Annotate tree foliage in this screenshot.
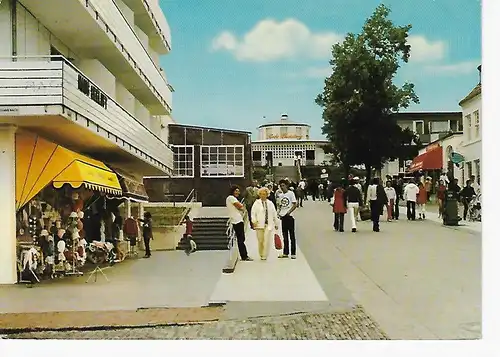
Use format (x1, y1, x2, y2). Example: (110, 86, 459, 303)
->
(315, 4, 420, 188)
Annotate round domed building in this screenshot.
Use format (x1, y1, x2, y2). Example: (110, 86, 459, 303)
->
(251, 114, 331, 168)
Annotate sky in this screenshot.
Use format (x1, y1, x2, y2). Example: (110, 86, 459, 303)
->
(159, 0, 481, 139)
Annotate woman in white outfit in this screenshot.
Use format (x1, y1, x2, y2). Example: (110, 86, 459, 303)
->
(251, 187, 280, 261)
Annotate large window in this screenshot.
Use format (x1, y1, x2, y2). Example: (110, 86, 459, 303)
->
(172, 145, 194, 177)
(200, 145, 244, 177)
(280, 126, 288, 136)
(414, 121, 424, 135)
(465, 114, 472, 141)
(429, 120, 449, 133)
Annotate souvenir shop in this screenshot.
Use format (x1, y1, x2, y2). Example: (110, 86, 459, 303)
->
(15, 132, 145, 283)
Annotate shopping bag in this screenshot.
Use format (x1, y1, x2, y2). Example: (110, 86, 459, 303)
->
(359, 206, 371, 221)
(274, 233, 283, 250)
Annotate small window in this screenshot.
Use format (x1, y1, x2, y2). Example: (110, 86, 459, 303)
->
(252, 151, 262, 161)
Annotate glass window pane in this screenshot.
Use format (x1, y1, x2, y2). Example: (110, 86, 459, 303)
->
(201, 146, 209, 154)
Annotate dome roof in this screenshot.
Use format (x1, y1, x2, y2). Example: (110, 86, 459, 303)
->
(258, 114, 311, 128)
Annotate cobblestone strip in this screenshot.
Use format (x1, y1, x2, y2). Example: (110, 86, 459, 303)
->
(7, 305, 389, 340)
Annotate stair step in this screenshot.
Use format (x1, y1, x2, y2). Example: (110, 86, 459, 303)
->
(176, 246, 228, 251)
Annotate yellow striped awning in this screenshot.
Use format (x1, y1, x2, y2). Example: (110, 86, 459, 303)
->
(16, 132, 122, 211)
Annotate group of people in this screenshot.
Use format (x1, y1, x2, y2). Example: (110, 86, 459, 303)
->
(226, 179, 299, 262)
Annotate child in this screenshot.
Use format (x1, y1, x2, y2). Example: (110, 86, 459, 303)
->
(417, 182, 427, 219)
(182, 215, 197, 255)
(332, 184, 347, 232)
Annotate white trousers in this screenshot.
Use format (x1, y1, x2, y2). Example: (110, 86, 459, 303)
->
(255, 226, 273, 259)
(417, 203, 426, 215)
(347, 202, 359, 229)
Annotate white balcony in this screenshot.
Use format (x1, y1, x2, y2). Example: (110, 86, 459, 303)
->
(0, 57, 173, 177)
(121, 0, 172, 54)
(18, 0, 172, 114)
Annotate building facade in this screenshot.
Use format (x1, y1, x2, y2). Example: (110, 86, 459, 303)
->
(0, 0, 174, 284)
(457, 66, 481, 188)
(144, 124, 252, 207)
(381, 111, 463, 177)
(252, 114, 330, 168)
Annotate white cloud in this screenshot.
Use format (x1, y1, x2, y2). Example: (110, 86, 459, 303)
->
(407, 35, 446, 62)
(211, 18, 343, 62)
(422, 60, 480, 76)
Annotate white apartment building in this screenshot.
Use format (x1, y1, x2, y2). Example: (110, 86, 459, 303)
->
(458, 66, 482, 188)
(252, 114, 331, 167)
(0, 0, 174, 284)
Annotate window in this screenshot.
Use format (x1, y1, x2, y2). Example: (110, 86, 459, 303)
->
(429, 120, 449, 133)
(252, 151, 262, 161)
(200, 145, 244, 177)
(172, 145, 194, 178)
(280, 126, 288, 136)
(465, 114, 472, 140)
(265, 127, 272, 139)
(296, 127, 302, 137)
(414, 121, 424, 135)
(473, 110, 480, 139)
(466, 162, 473, 179)
(474, 160, 480, 185)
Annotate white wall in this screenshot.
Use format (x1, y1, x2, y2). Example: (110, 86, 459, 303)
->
(148, 43, 160, 66)
(115, 0, 134, 27)
(14, 3, 77, 60)
(78, 59, 116, 99)
(134, 25, 149, 54)
(135, 99, 151, 128)
(258, 125, 311, 140)
(116, 81, 135, 114)
(461, 95, 482, 145)
(0, 0, 12, 57)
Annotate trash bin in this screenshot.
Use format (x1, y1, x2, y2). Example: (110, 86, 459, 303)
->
(443, 190, 460, 226)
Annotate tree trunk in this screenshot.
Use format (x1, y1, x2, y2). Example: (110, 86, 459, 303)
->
(343, 163, 350, 180)
(364, 164, 372, 205)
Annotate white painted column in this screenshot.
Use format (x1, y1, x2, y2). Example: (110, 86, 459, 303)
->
(0, 125, 18, 284)
(125, 199, 131, 217)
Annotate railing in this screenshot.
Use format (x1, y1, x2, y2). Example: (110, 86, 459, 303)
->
(164, 189, 197, 231)
(83, 0, 172, 111)
(0, 55, 173, 173)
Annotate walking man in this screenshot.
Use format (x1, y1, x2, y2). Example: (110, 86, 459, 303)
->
(226, 185, 253, 261)
(404, 179, 419, 220)
(276, 179, 298, 259)
(353, 177, 363, 220)
(460, 180, 477, 221)
(384, 180, 396, 221)
(367, 178, 387, 232)
(345, 179, 362, 232)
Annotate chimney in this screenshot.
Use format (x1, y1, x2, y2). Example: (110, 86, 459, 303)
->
(478, 65, 481, 84)
(281, 113, 288, 121)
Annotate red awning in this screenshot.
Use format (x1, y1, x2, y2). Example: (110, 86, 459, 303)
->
(408, 147, 443, 173)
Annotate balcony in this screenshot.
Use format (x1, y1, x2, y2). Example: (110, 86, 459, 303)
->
(0, 57, 173, 176)
(18, 0, 172, 114)
(121, 0, 172, 54)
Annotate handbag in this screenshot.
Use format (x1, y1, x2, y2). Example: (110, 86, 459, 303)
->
(359, 205, 371, 221)
(274, 233, 283, 250)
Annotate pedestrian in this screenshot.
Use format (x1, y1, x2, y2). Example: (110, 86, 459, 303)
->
(460, 180, 477, 221)
(392, 177, 403, 220)
(353, 177, 363, 220)
(345, 179, 362, 232)
(425, 177, 433, 203)
(276, 179, 298, 259)
(243, 180, 259, 229)
(436, 180, 447, 218)
(182, 215, 197, 255)
(367, 178, 387, 232)
(404, 179, 419, 221)
(251, 187, 280, 261)
(417, 182, 427, 219)
(226, 185, 253, 261)
(138, 212, 153, 258)
(384, 181, 396, 222)
(332, 183, 347, 232)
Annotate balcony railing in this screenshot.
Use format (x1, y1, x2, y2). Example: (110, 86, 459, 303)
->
(84, 0, 172, 112)
(0, 56, 173, 173)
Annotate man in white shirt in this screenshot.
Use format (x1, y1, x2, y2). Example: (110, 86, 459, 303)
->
(353, 177, 363, 220)
(403, 179, 419, 220)
(226, 185, 253, 261)
(276, 179, 298, 259)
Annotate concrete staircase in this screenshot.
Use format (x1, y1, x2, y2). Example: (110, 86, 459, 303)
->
(176, 217, 230, 251)
(274, 165, 301, 183)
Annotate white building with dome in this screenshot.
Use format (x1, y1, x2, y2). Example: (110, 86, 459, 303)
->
(251, 114, 331, 168)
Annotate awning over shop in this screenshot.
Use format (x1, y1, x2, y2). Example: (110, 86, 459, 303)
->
(112, 168, 149, 201)
(408, 147, 443, 173)
(15, 132, 122, 211)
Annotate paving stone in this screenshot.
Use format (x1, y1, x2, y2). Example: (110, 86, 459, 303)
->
(7, 306, 388, 340)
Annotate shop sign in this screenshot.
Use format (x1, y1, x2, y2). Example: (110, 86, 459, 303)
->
(77, 74, 108, 109)
(267, 134, 303, 140)
(0, 107, 19, 114)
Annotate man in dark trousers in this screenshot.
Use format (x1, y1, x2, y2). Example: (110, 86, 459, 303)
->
(138, 212, 153, 258)
(392, 177, 403, 220)
(460, 180, 477, 220)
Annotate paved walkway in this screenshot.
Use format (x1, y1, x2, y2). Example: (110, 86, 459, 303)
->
(294, 200, 481, 340)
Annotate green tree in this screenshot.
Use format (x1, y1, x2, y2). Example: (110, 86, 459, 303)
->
(316, 4, 419, 197)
